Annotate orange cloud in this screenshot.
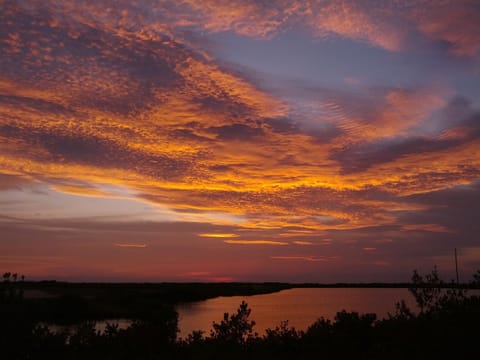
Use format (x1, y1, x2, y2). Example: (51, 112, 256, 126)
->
(198, 233, 238, 238)
(293, 241, 314, 246)
(171, 1, 405, 52)
(178, 0, 290, 39)
(1, 1, 480, 284)
(409, 1, 480, 57)
(327, 87, 449, 146)
(279, 230, 315, 237)
(13, 0, 478, 58)
(308, 1, 405, 52)
(114, 243, 147, 248)
(224, 240, 289, 246)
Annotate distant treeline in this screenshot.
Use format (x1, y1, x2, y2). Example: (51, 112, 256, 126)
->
(1, 280, 292, 323)
(290, 281, 480, 289)
(1, 269, 480, 359)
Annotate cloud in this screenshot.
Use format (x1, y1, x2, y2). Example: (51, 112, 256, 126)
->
(401, 224, 452, 233)
(408, 0, 480, 57)
(400, 182, 480, 238)
(330, 136, 458, 174)
(307, 1, 405, 52)
(1, 0, 479, 282)
(293, 241, 314, 246)
(0, 173, 33, 191)
(224, 240, 288, 246)
(208, 123, 265, 141)
(49, 185, 116, 198)
(0, 123, 196, 181)
(270, 256, 326, 262)
(4, 0, 477, 62)
(198, 233, 238, 238)
(114, 243, 147, 248)
(330, 87, 447, 143)
(133, 0, 480, 57)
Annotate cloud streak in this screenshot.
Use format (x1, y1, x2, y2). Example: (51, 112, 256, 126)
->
(270, 256, 328, 262)
(224, 240, 289, 246)
(198, 233, 238, 238)
(114, 243, 147, 248)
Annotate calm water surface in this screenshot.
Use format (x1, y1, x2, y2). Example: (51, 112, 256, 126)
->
(176, 288, 416, 338)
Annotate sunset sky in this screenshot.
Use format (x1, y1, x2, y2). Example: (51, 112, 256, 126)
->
(1, 0, 480, 282)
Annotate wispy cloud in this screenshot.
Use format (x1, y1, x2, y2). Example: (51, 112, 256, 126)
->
(408, 1, 480, 57)
(224, 240, 288, 246)
(270, 255, 331, 262)
(293, 241, 314, 246)
(178, 271, 211, 277)
(198, 233, 238, 238)
(401, 224, 452, 233)
(114, 243, 147, 248)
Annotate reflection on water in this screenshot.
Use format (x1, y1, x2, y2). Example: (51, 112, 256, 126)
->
(176, 288, 417, 338)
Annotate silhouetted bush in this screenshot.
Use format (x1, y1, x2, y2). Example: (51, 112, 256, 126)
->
(262, 320, 302, 354)
(209, 300, 257, 347)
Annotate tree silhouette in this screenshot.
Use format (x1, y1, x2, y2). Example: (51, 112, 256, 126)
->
(409, 266, 442, 313)
(263, 320, 302, 352)
(473, 270, 480, 286)
(210, 301, 257, 346)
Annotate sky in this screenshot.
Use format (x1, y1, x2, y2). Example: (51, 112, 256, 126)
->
(1, 0, 480, 283)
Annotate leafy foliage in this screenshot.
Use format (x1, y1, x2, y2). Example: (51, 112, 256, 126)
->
(408, 266, 468, 313)
(263, 320, 302, 352)
(0, 272, 25, 303)
(473, 270, 480, 286)
(209, 301, 257, 346)
(409, 266, 443, 312)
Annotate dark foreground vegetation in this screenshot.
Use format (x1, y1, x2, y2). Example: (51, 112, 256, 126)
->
(1, 269, 480, 359)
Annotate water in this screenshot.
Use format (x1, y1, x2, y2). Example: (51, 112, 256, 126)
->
(176, 288, 416, 339)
